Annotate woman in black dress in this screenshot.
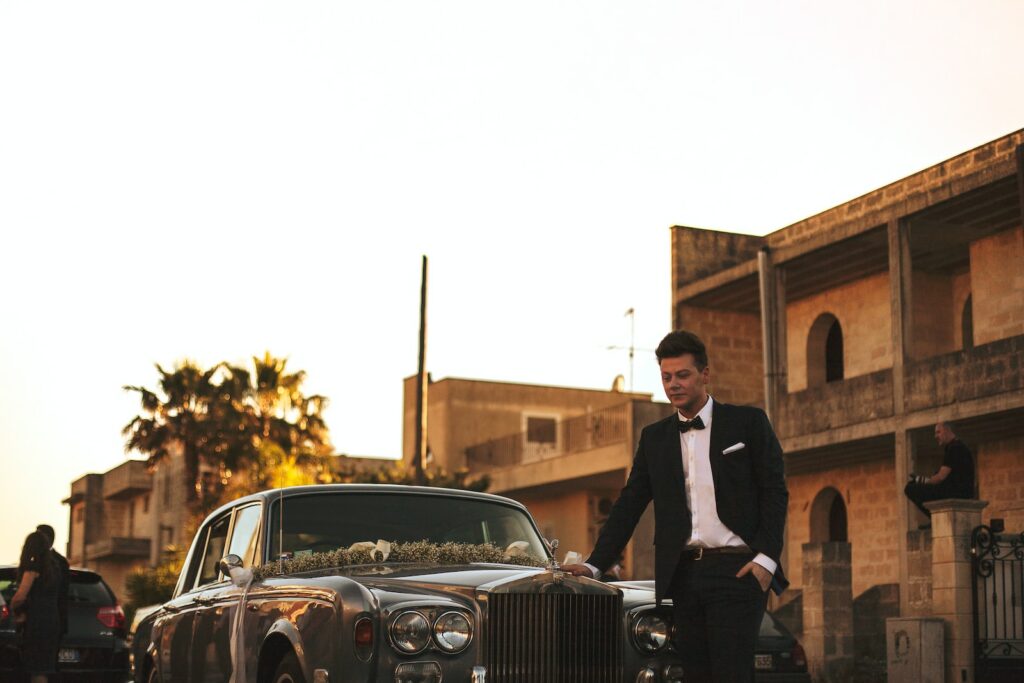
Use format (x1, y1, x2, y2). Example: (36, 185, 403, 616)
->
(10, 530, 60, 683)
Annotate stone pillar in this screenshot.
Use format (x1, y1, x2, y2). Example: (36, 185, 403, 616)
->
(905, 529, 933, 616)
(925, 498, 988, 683)
(802, 542, 854, 682)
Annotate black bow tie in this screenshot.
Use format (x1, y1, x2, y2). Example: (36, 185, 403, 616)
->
(678, 416, 705, 433)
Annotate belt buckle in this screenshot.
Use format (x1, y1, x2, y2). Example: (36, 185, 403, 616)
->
(693, 547, 703, 561)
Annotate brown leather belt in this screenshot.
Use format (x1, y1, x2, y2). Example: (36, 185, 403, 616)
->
(680, 546, 752, 561)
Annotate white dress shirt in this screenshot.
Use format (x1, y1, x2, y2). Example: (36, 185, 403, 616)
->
(679, 397, 776, 576)
(586, 395, 776, 579)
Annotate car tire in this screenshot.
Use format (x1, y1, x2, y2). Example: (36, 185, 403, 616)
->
(272, 651, 305, 683)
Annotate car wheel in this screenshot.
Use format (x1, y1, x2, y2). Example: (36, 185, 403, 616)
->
(272, 651, 305, 683)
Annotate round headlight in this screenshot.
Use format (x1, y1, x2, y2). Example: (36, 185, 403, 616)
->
(633, 613, 669, 652)
(391, 611, 431, 654)
(433, 611, 472, 652)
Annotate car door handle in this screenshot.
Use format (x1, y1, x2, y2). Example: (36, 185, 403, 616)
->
(247, 603, 259, 612)
(195, 597, 214, 606)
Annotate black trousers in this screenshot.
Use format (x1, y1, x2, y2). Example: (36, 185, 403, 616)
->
(669, 553, 769, 683)
(903, 481, 968, 518)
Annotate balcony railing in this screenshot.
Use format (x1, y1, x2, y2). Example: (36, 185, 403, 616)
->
(85, 537, 151, 561)
(465, 403, 630, 471)
(776, 368, 894, 439)
(103, 460, 152, 500)
(905, 334, 1024, 413)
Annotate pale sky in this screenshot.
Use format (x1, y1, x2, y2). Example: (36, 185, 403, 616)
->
(2, 1, 1023, 563)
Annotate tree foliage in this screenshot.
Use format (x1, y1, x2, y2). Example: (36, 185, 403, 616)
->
(123, 353, 332, 515)
(124, 548, 184, 621)
(332, 460, 490, 492)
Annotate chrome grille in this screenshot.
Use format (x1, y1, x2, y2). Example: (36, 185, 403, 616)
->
(485, 592, 623, 682)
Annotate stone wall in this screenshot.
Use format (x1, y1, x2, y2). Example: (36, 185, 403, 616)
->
(517, 490, 590, 564)
(674, 304, 764, 408)
(911, 269, 956, 360)
(802, 542, 855, 682)
(670, 227, 763, 286)
(904, 334, 1024, 414)
(904, 530, 933, 617)
(785, 272, 892, 393)
(977, 434, 1024, 530)
(405, 376, 651, 470)
(853, 583, 900, 683)
(764, 132, 1023, 251)
(785, 458, 900, 597)
(776, 369, 893, 439)
(971, 225, 1024, 345)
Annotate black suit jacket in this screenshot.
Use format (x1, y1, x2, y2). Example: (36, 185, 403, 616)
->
(587, 400, 789, 600)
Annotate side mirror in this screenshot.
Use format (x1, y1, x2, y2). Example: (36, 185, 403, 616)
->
(218, 554, 243, 578)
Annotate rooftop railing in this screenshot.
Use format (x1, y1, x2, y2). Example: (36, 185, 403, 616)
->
(465, 402, 630, 471)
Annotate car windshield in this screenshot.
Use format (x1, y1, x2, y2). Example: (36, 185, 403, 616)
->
(267, 492, 549, 564)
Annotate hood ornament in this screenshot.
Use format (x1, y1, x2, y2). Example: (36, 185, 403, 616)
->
(545, 538, 561, 572)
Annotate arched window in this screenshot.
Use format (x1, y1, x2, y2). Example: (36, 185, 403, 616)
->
(810, 487, 848, 543)
(825, 319, 844, 382)
(807, 313, 844, 387)
(961, 295, 973, 350)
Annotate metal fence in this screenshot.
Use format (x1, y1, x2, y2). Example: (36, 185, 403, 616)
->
(971, 525, 1024, 683)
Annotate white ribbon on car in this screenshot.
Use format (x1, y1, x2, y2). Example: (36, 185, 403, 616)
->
(503, 541, 532, 561)
(228, 565, 255, 683)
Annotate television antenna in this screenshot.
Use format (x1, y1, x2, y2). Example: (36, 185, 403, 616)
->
(606, 308, 654, 392)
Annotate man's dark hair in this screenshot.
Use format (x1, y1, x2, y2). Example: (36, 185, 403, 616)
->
(37, 524, 56, 548)
(655, 330, 708, 370)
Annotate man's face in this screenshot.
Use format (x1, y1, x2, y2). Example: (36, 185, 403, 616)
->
(660, 354, 709, 416)
(935, 423, 953, 446)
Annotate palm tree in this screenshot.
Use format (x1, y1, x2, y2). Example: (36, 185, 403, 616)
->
(122, 361, 240, 507)
(123, 353, 333, 513)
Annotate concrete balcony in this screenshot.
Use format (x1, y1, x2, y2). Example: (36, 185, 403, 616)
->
(85, 536, 151, 561)
(103, 460, 151, 500)
(905, 334, 1024, 414)
(777, 369, 895, 440)
(465, 403, 631, 472)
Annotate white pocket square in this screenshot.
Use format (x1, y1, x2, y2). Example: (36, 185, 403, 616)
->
(723, 442, 746, 455)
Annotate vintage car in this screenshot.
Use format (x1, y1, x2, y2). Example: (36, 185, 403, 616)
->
(131, 484, 685, 683)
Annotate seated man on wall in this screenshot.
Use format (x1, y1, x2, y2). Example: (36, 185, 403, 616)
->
(904, 421, 975, 529)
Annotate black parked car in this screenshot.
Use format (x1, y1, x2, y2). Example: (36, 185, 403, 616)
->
(0, 565, 130, 682)
(753, 610, 810, 682)
(611, 580, 810, 682)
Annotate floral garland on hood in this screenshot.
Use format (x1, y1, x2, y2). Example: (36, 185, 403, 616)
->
(254, 540, 546, 580)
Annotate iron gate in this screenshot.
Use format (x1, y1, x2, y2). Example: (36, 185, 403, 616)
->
(971, 525, 1024, 683)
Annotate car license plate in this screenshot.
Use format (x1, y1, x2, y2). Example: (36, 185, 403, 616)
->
(754, 653, 773, 670)
(58, 648, 80, 664)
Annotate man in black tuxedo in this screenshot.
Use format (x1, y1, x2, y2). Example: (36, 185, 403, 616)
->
(564, 330, 788, 682)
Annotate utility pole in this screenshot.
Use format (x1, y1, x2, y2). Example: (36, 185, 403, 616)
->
(414, 255, 429, 486)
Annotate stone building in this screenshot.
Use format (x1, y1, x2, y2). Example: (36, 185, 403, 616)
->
(672, 129, 1024, 680)
(402, 375, 674, 578)
(64, 459, 171, 603)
